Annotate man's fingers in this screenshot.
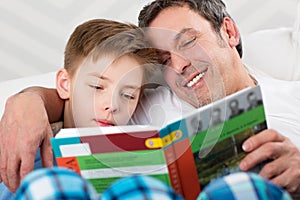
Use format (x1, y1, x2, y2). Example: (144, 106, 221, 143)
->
(242, 129, 285, 152)
(0, 133, 8, 189)
(265, 153, 300, 194)
(0, 123, 5, 184)
(240, 141, 282, 171)
(19, 150, 36, 183)
(0, 91, 56, 193)
(0, 151, 6, 183)
(6, 154, 21, 193)
(259, 155, 286, 180)
(0, 147, 2, 183)
(40, 128, 54, 168)
(270, 168, 300, 194)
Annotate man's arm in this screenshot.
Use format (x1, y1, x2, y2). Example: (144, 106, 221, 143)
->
(240, 129, 300, 197)
(0, 86, 64, 192)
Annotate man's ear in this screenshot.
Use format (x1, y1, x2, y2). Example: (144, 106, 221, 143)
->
(56, 69, 71, 100)
(222, 17, 240, 48)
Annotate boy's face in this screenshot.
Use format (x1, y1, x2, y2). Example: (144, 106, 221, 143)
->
(61, 55, 144, 128)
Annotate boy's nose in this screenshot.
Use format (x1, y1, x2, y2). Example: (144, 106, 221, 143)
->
(104, 105, 118, 113)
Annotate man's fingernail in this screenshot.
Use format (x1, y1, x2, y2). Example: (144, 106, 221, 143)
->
(239, 161, 247, 170)
(242, 142, 250, 151)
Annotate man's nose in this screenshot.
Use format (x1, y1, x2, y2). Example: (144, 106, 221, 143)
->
(171, 53, 191, 74)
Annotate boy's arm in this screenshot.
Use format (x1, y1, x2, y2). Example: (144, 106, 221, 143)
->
(0, 86, 64, 192)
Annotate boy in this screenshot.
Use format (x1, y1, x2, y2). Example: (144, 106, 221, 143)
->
(0, 18, 158, 198)
(55, 18, 157, 130)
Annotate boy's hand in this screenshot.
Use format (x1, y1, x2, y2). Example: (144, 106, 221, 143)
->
(0, 92, 53, 192)
(240, 129, 300, 195)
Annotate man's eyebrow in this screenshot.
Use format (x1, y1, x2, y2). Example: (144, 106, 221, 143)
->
(174, 28, 193, 42)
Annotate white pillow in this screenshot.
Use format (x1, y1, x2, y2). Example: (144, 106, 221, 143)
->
(243, 2, 300, 81)
(243, 27, 300, 80)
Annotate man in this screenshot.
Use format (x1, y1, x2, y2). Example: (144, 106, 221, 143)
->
(137, 0, 300, 197)
(137, 1, 300, 196)
(1, 0, 300, 197)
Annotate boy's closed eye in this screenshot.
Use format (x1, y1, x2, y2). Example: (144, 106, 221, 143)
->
(89, 84, 103, 90)
(121, 92, 136, 100)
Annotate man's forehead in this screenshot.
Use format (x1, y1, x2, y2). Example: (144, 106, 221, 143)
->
(145, 27, 194, 51)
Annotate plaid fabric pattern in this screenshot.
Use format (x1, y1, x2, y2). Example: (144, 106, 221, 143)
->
(101, 175, 184, 200)
(15, 167, 291, 200)
(15, 167, 183, 200)
(15, 167, 99, 200)
(198, 172, 292, 200)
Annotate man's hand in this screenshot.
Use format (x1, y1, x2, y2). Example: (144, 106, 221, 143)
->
(0, 92, 54, 192)
(240, 129, 300, 195)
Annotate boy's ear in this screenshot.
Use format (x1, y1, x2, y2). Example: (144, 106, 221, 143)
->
(56, 69, 71, 100)
(222, 17, 240, 48)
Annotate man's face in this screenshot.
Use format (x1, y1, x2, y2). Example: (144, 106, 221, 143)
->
(68, 55, 143, 128)
(147, 5, 243, 108)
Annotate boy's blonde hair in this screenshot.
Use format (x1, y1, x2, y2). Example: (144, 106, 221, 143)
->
(64, 19, 158, 81)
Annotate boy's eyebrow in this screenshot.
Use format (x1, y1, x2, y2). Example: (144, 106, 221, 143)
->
(88, 72, 110, 81)
(123, 85, 142, 90)
(88, 72, 141, 89)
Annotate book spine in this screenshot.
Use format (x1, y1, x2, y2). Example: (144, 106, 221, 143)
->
(166, 120, 200, 200)
(159, 126, 183, 195)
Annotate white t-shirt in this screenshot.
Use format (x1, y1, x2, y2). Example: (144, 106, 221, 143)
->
(255, 75, 300, 148)
(131, 76, 300, 149)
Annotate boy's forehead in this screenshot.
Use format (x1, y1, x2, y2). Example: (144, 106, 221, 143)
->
(90, 53, 141, 68)
(77, 54, 143, 82)
(87, 53, 116, 69)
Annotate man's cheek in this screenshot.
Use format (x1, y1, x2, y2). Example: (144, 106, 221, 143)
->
(163, 70, 176, 88)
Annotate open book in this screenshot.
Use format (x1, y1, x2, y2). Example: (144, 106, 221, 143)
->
(51, 85, 267, 200)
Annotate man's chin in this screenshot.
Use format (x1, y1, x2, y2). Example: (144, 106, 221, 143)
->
(188, 96, 213, 108)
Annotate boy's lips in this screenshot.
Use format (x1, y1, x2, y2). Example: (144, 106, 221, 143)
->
(95, 119, 114, 127)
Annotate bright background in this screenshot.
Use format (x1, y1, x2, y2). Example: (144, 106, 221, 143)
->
(0, 0, 298, 82)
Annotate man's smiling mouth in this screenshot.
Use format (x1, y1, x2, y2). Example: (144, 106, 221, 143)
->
(185, 69, 208, 88)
